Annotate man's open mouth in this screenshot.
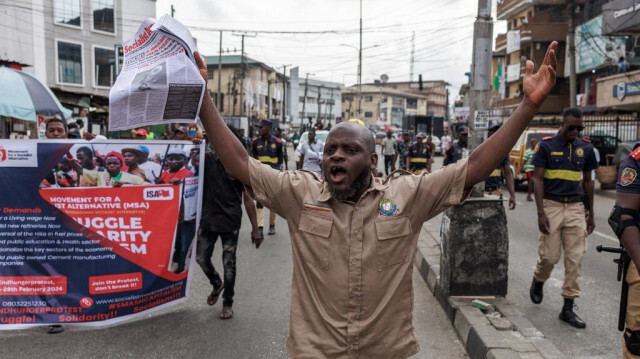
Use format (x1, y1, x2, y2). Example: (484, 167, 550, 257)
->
(329, 165, 347, 183)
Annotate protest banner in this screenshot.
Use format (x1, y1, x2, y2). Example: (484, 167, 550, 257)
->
(0, 139, 203, 328)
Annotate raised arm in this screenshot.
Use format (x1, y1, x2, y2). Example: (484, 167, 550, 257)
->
(465, 41, 558, 189)
(195, 53, 250, 184)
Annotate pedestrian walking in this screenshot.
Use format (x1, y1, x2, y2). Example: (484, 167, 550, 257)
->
(441, 129, 452, 152)
(197, 128, 261, 320)
(443, 126, 468, 165)
(425, 135, 436, 172)
(406, 132, 430, 174)
(297, 128, 324, 174)
(193, 40, 558, 358)
(611, 146, 640, 358)
(394, 131, 411, 171)
(380, 130, 397, 176)
(484, 123, 516, 209)
(529, 108, 598, 329)
(524, 138, 538, 201)
(251, 119, 283, 237)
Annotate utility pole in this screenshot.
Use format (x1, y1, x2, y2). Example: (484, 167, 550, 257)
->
(440, 0, 508, 299)
(410, 31, 415, 82)
(217, 31, 223, 110)
(357, 0, 363, 117)
(232, 33, 257, 121)
(302, 73, 312, 123)
(279, 64, 291, 124)
(227, 73, 232, 117)
(170, 5, 175, 17)
(568, 1, 577, 107)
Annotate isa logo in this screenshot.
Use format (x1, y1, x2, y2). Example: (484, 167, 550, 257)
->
(143, 187, 174, 200)
(0, 141, 38, 167)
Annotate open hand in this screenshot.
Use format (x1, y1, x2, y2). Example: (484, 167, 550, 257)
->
(523, 41, 558, 106)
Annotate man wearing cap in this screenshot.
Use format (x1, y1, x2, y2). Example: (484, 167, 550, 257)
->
(121, 147, 149, 182)
(156, 148, 193, 185)
(394, 131, 411, 171)
(406, 132, 430, 174)
(134, 128, 148, 140)
(75, 152, 146, 187)
(174, 126, 189, 141)
(251, 119, 283, 237)
(443, 126, 469, 166)
(529, 107, 598, 329)
(193, 41, 558, 358)
(484, 123, 516, 210)
(137, 146, 162, 183)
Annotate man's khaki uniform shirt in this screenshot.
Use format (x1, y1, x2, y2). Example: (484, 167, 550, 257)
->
(246, 157, 468, 359)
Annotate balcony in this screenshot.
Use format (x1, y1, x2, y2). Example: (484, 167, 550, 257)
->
(520, 23, 567, 42)
(497, 0, 533, 20)
(495, 33, 507, 52)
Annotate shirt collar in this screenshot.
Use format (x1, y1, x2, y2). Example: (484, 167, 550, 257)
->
(317, 173, 389, 203)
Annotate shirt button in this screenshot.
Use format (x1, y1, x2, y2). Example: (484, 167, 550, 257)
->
(353, 230, 359, 235)
(351, 259, 358, 266)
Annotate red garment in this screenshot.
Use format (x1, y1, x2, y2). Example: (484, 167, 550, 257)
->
(160, 167, 193, 183)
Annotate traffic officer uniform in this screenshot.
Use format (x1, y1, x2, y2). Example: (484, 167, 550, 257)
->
(252, 121, 283, 235)
(484, 156, 510, 196)
(406, 133, 430, 174)
(443, 140, 465, 166)
(615, 148, 640, 358)
(529, 134, 598, 328)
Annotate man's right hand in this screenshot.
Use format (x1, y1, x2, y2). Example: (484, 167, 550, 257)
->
(538, 213, 550, 234)
(251, 227, 263, 249)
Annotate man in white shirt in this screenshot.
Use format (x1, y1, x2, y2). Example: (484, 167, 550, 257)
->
(380, 130, 397, 176)
(441, 130, 452, 152)
(297, 128, 324, 174)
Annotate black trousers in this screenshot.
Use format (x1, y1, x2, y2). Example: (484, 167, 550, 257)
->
(196, 228, 239, 307)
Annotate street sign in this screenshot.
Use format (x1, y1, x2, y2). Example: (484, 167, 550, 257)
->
(474, 110, 489, 130)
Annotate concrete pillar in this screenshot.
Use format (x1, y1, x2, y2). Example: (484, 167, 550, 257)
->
(440, 197, 508, 297)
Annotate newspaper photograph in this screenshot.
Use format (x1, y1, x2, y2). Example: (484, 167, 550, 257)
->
(108, 15, 205, 132)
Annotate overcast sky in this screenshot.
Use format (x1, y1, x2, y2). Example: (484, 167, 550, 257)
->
(154, 0, 507, 101)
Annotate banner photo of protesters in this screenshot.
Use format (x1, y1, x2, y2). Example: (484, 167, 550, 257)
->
(0, 139, 204, 328)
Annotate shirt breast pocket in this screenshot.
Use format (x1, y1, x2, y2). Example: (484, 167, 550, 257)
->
(297, 211, 333, 269)
(375, 216, 413, 271)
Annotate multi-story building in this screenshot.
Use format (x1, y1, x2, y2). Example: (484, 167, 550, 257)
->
(0, 0, 156, 138)
(287, 67, 343, 129)
(376, 80, 449, 118)
(341, 85, 427, 128)
(205, 55, 286, 129)
(492, 0, 570, 118)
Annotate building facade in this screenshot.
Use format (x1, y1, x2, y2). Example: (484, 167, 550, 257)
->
(0, 0, 156, 138)
(287, 67, 343, 129)
(376, 80, 449, 118)
(341, 85, 427, 128)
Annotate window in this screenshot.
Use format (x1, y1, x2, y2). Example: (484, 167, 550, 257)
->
(92, 0, 114, 33)
(364, 111, 373, 118)
(94, 47, 114, 87)
(55, 0, 81, 27)
(207, 68, 214, 81)
(57, 41, 83, 85)
(299, 96, 305, 103)
(365, 96, 373, 102)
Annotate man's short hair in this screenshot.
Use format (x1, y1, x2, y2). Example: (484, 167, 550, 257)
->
(562, 107, 582, 120)
(45, 118, 67, 132)
(77, 146, 93, 158)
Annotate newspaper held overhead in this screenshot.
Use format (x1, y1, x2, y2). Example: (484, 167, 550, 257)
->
(109, 15, 205, 132)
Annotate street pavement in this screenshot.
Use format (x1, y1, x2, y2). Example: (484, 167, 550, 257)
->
(0, 145, 468, 359)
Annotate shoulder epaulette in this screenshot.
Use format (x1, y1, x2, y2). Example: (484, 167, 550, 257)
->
(542, 136, 552, 141)
(446, 145, 452, 151)
(581, 137, 592, 143)
(252, 137, 259, 142)
(630, 146, 640, 160)
(274, 137, 282, 144)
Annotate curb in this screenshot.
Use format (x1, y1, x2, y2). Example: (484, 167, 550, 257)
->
(414, 217, 564, 359)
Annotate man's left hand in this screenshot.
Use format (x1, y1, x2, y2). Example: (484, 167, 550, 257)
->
(586, 215, 595, 235)
(251, 227, 263, 249)
(508, 196, 516, 210)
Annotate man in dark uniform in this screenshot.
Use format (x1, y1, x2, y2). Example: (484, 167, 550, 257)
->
(394, 131, 411, 171)
(251, 119, 283, 237)
(484, 123, 516, 209)
(612, 145, 640, 358)
(529, 107, 598, 329)
(406, 132, 430, 174)
(443, 126, 468, 166)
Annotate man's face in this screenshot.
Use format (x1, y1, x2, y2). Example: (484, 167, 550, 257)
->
(46, 122, 66, 139)
(58, 159, 71, 172)
(239, 129, 245, 137)
(416, 137, 423, 144)
(76, 150, 91, 166)
(167, 155, 186, 172)
(308, 130, 316, 143)
(402, 134, 410, 142)
(174, 130, 188, 140)
(561, 115, 583, 142)
(191, 155, 200, 172)
(123, 151, 139, 167)
(190, 148, 199, 159)
(104, 156, 122, 176)
(386, 131, 392, 138)
(258, 125, 271, 137)
(322, 126, 377, 201)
